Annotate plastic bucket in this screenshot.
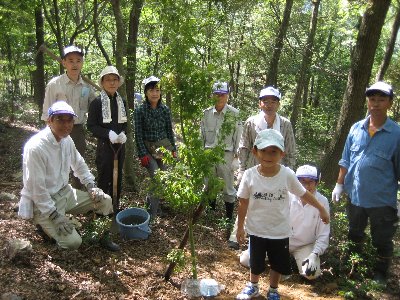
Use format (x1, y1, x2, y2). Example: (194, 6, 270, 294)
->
(116, 207, 151, 240)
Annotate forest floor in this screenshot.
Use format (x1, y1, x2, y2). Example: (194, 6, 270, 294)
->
(0, 108, 399, 299)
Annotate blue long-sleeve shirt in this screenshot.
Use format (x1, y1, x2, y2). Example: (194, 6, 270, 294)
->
(339, 116, 400, 209)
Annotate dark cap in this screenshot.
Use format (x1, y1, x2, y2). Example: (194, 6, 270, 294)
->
(365, 81, 393, 98)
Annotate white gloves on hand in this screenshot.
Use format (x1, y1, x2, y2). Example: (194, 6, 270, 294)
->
(332, 183, 344, 202)
(85, 182, 106, 203)
(109, 130, 119, 144)
(89, 187, 107, 204)
(301, 253, 318, 278)
(49, 210, 74, 236)
(117, 132, 127, 144)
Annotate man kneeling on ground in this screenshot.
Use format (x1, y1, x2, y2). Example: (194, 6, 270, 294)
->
(18, 101, 120, 251)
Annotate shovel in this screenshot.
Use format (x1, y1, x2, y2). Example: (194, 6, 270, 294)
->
(110, 143, 122, 234)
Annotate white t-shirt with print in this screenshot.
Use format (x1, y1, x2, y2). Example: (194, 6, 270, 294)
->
(238, 165, 306, 239)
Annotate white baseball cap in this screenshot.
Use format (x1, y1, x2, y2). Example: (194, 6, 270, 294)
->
(62, 45, 83, 58)
(48, 101, 77, 117)
(259, 86, 281, 100)
(254, 129, 284, 151)
(142, 76, 160, 89)
(296, 165, 320, 181)
(212, 81, 229, 94)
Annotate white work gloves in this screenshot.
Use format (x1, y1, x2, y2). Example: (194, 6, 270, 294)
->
(85, 182, 106, 204)
(109, 130, 127, 144)
(301, 253, 318, 278)
(117, 132, 127, 144)
(109, 130, 119, 144)
(332, 183, 344, 202)
(49, 210, 74, 236)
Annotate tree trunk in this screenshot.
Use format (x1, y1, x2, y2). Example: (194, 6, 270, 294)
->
(266, 0, 293, 87)
(34, 4, 45, 119)
(93, 0, 112, 65)
(375, 5, 400, 81)
(290, 0, 320, 134)
(320, 0, 391, 186)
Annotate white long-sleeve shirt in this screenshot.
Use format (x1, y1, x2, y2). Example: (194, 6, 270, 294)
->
(289, 190, 330, 256)
(19, 126, 94, 219)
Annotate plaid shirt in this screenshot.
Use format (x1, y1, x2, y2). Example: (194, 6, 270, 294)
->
(134, 101, 176, 158)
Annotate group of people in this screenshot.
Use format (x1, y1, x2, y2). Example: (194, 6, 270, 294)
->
(18, 44, 399, 299)
(19, 45, 176, 253)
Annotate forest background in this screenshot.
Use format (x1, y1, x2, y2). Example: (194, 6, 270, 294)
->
(0, 0, 400, 299)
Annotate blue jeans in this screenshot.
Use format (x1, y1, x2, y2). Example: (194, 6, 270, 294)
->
(347, 201, 399, 257)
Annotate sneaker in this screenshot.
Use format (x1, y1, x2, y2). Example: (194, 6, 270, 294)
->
(266, 291, 280, 300)
(236, 283, 259, 299)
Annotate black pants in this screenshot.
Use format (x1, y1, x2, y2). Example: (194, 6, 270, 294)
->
(95, 140, 125, 210)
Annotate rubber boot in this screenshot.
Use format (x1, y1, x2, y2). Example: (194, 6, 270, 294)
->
(99, 230, 120, 252)
(147, 196, 160, 220)
(209, 199, 217, 211)
(373, 256, 391, 286)
(225, 202, 234, 221)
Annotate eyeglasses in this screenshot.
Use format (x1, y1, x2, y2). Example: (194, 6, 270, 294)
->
(260, 99, 279, 105)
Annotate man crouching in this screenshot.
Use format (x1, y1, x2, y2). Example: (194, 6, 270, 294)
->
(18, 101, 120, 251)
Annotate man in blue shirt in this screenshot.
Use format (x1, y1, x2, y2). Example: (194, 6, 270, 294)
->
(332, 81, 400, 286)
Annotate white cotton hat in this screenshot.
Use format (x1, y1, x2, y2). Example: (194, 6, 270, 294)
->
(296, 165, 320, 181)
(212, 81, 229, 94)
(48, 101, 77, 117)
(365, 81, 393, 98)
(98, 65, 124, 88)
(254, 129, 284, 151)
(142, 76, 160, 89)
(62, 45, 83, 58)
(259, 86, 281, 100)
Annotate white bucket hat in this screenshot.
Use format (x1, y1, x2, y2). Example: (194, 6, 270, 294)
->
(98, 66, 124, 88)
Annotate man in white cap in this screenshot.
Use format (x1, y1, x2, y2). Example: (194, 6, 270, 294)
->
(41, 45, 97, 189)
(228, 86, 296, 249)
(332, 81, 400, 286)
(239, 164, 330, 281)
(19, 101, 119, 251)
(200, 81, 242, 224)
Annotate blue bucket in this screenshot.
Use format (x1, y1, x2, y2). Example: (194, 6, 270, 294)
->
(116, 207, 151, 240)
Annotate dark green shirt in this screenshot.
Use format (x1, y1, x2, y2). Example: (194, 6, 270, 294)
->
(134, 101, 176, 158)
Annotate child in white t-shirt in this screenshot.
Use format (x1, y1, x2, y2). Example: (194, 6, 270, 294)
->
(235, 129, 330, 300)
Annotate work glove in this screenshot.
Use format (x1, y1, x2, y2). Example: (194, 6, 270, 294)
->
(332, 183, 344, 202)
(140, 155, 151, 167)
(49, 210, 74, 236)
(117, 132, 127, 144)
(109, 130, 119, 144)
(85, 182, 105, 204)
(302, 253, 318, 278)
